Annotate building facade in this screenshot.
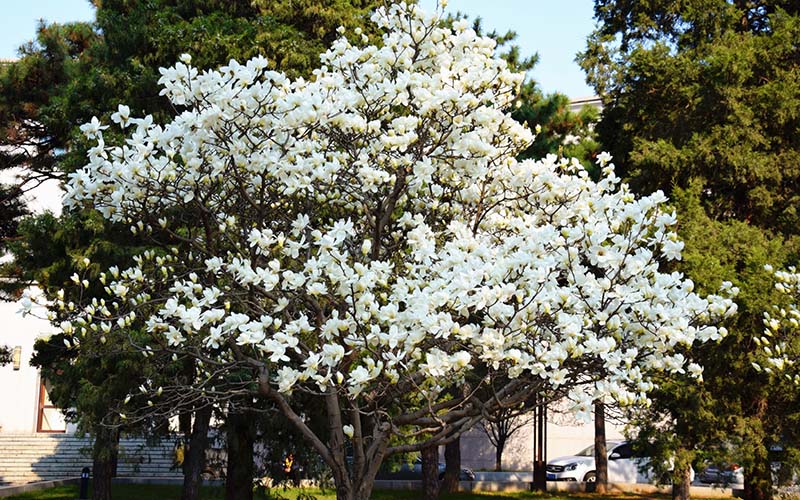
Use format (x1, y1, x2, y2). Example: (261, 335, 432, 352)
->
(0, 294, 69, 435)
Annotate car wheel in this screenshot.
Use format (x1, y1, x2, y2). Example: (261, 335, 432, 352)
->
(584, 471, 597, 483)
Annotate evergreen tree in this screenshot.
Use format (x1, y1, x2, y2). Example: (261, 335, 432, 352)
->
(580, 0, 800, 235)
(579, 4, 800, 498)
(0, 185, 29, 265)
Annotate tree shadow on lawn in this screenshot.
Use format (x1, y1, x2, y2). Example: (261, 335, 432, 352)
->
(1, 484, 224, 500)
(0, 485, 78, 500)
(1, 485, 730, 500)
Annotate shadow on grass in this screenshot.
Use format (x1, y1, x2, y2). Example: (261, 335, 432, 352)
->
(0, 485, 78, 500)
(1, 484, 730, 500)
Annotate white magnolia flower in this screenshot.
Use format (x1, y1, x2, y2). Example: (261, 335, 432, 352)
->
(60, 2, 736, 425)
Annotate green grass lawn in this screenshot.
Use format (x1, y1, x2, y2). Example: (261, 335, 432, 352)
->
(0, 484, 729, 500)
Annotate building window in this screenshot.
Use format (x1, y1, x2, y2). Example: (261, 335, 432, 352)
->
(37, 379, 66, 433)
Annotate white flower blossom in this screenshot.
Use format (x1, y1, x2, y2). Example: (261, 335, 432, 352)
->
(59, 2, 737, 442)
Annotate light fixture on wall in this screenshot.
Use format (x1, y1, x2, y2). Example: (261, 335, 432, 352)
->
(12, 346, 22, 370)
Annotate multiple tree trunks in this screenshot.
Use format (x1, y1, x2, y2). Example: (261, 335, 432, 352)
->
(8, 1, 771, 500)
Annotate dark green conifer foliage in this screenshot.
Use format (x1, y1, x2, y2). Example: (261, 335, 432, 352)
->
(579, 3, 800, 499)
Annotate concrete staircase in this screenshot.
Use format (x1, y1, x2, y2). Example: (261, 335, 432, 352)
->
(0, 434, 183, 485)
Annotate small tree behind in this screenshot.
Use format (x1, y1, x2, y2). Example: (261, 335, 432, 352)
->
(481, 405, 533, 472)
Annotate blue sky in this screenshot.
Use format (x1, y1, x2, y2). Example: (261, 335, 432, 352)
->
(0, 1, 95, 58)
(0, 0, 596, 98)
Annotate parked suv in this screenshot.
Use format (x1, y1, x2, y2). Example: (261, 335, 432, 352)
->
(546, 441, 674, 484)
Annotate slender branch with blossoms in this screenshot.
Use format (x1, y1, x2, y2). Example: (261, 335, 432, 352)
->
(752, 265, 800, 384)
(22, 3, 738, 499)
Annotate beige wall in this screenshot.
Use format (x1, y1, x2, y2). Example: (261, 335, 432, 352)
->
(0, 291, 65, 434)
(459, 407, 626, 471)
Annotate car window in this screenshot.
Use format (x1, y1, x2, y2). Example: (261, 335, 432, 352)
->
(611, 443, 633, 459)
(576, 445, 595, 457)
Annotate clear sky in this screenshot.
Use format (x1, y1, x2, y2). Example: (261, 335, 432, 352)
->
(0, 0, 597, 98)
(0, 0, 95, 58)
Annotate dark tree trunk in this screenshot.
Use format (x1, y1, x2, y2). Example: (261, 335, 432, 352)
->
(672, 464, 692, 500)
(495, 436, 505, 472)
(744, 454, 773, 500)
(441, 437, 461, 493)
(328, 462, 352, 500)
(92, 454, 113, 500)
(179, 411, 192, 438)
(110, 428, 119, 478)
(181, 405, 213, 500)
(421, 445, 440, 500)
(91, 426, 117, 500)
(593, 402, 608, 493)
(532, 401, 547, 491)
(179, 411, 191, 476)
(225, 411, 256, 500)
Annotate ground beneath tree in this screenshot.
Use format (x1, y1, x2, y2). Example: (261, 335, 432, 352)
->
(0, 483, 737, 500)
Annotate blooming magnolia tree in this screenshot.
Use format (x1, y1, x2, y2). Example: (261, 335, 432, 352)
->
(754, 265, 800, 383)
(44, 4, 738, 499)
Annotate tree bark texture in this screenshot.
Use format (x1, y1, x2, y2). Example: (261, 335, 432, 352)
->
(92, 453, 113, 500)
(225, 411, 256, 500)
(441, 437, 461, 493)
(179, 411, 192, 441)
(181, 405, 213, 500)
(594, 401, 608, 493)
(672, 464, 692, 500)
(91, 426, 117, 500)
(422, 445, 440, 500)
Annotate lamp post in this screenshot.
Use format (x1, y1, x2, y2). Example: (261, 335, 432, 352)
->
(531, 395, 547, 491)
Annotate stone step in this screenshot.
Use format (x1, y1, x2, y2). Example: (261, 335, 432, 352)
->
(0, 434, 189, 485)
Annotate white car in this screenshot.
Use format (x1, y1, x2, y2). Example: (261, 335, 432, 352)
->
(546, 441, 660, 484)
